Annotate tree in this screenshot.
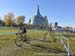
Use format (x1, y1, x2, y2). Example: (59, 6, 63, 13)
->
(4, 15, 12, 26)
(4, 12, 14, 26)
(15, 16, 25, 26)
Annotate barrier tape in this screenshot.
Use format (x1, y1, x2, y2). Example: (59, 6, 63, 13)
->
(60, 35, 70, 56)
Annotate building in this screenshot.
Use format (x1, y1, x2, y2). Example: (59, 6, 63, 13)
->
(32, 5, 49, 30)
(0, 20, 4, 26)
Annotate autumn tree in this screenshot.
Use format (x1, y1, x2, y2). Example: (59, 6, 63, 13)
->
(15, 16, 25, 26)
(4, 12, 14, 26)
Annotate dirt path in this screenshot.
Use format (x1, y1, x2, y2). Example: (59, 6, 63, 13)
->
(0, 39, 68, 56)
(0, 40, 38, 56)
(0, 44, 21, 56)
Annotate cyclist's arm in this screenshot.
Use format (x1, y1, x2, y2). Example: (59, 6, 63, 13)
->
(16, 28, 21, 35)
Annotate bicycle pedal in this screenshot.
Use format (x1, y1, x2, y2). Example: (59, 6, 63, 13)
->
(23, 39, 27, 42)
(17, 45, 22, 47)
(25, 41, 30, 44)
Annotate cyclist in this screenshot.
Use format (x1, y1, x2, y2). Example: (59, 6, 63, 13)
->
(16, 25, 27, 41)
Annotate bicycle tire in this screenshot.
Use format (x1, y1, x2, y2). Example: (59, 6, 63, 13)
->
(15, 36, 23, 47)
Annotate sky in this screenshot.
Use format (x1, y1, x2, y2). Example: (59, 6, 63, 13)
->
(0, 0, 75, 27)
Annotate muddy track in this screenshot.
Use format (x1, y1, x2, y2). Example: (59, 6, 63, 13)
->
(0, 39, 67, 56)
(0, 44, 21, 56)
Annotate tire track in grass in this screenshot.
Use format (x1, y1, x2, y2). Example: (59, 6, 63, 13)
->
(0, 43, 21, 56)
(0, 39, 67, 56)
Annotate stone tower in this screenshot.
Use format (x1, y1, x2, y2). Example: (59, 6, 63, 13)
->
(32, 5, 49, 30)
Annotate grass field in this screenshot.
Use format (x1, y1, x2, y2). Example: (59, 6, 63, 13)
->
(0, 28, 75, 56)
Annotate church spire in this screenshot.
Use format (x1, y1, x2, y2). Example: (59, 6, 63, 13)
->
(37, 5, 40, 15)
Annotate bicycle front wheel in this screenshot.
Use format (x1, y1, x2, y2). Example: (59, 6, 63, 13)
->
(15, 36, 23, 47)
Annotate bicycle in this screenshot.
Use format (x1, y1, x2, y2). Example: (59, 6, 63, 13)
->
(15, 33, 30, 47)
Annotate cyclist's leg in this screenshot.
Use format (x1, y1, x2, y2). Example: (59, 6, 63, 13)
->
(23, 33, 27, 41)
(24, 33, 26, 38)
(23, 33, 30, 44)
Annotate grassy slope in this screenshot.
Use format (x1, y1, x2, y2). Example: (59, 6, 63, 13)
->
(0, 29, 75, 56)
